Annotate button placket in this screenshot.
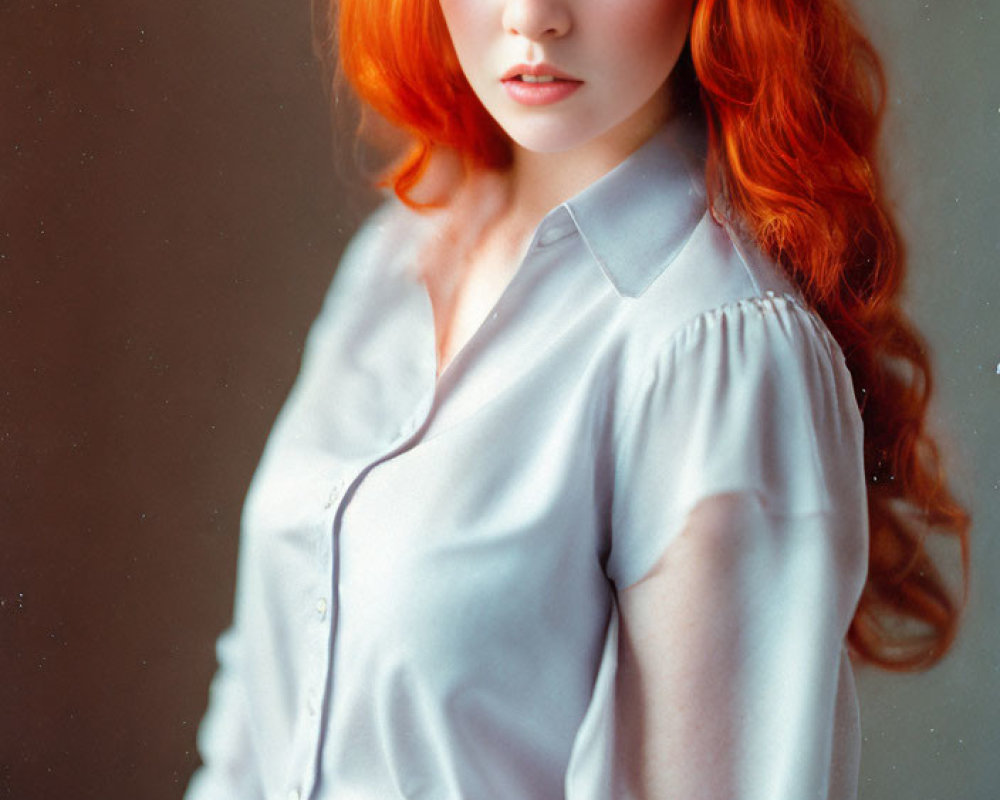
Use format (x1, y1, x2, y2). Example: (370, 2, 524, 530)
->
(296, 628, 331, 788)
(284, 487, 339, 796)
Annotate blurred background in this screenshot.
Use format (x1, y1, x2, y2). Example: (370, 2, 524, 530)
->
(1, 0, 996, 798)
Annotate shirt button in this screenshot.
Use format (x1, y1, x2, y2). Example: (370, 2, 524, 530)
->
(286, 790, 301, 800)
(537, 223, 571, 246)
(315, 597, 328, 619)
(397, 418, 418, 440)
(323, 479, 346, 510)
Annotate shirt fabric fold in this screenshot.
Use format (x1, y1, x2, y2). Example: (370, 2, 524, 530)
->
(186, 114, 867, 800)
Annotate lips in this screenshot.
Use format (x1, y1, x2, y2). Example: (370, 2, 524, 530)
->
(501, 63, 582, 83)
(500, 62, 583, 106)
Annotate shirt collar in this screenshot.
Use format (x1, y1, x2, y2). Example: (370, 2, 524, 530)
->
(547, 113, 708, 298)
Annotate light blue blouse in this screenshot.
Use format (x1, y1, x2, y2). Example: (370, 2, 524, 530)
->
(186, 117, 868, 800)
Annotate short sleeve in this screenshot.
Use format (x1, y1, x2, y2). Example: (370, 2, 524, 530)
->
(607, 293, 867, 591)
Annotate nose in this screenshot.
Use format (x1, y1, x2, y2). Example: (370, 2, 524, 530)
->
(502, 0, 572, 40)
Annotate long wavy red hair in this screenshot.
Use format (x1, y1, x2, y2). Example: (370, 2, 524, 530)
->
(323, 0, 971, 670)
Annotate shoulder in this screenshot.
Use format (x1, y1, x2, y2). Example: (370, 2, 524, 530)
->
(608, 213, 844, 406)
(627, 212, 803, 346)
(334, 198, 429, 283)
(315, 197, 432, 316)
(606, 225, 866, 587)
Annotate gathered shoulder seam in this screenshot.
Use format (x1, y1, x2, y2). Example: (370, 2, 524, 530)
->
(610, 291, 841, 477)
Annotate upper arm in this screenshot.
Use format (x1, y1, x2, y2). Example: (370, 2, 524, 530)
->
(614, 495, 747, 799)
(608, 296, 868, 798)
(615, 496, 859, 799)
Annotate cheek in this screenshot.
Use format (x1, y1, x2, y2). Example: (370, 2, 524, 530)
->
(603, 0, 693, 76)
(438, 2, 489, 72)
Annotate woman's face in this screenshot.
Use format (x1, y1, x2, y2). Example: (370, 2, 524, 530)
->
(438, 0, 694, 156)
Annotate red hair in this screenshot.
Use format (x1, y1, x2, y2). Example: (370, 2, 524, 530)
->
(331, 0, 509, 200)
(325, 0, 970, 669)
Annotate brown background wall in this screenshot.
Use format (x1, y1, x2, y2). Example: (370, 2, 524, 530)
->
(2, 1, 997, 799)
(2, 1, 375, 796)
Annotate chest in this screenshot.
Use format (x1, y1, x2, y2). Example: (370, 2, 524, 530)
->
(426, 226, 529, 376)
(232, 220, 666, 796)
(246, 291, 620, 574)
(242, 232, 630, 630)
(239, 254, 625, 775)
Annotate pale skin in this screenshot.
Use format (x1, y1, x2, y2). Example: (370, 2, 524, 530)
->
(433, 119, 670, 372)
(432, 0, 692, 372)
(426, 0, 749, 795)
(614, 497, 747, 797)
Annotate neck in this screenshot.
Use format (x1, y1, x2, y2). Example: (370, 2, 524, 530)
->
(422, 99, 674, 286)
(503, 99, 674, 231)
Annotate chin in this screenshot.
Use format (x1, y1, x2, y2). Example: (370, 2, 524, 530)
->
(500, 120, 601, 155)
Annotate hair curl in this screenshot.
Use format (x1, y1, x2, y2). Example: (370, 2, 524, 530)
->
(325, 0, 971, 670)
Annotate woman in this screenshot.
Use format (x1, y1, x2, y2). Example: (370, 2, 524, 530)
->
(186, 0, 970, 797)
